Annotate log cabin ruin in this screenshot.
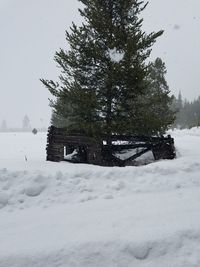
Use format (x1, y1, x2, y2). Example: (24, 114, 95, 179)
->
(46, 126, 176, 167)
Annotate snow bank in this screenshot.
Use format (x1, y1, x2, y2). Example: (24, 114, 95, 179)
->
(1, 189, 200, 267)
(0, 128, 200, 266)
(168, 126, 200, 137)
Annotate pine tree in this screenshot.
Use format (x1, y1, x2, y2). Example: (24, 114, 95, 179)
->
(140, 58, 175, 135)
(177, 91, 183, 111)
(50, 97, 72, 128)
(22, 115, 31, 130)
(172, 94, 200, 129)
(41, 0, 165, 137)
(1, 120, 7, 132)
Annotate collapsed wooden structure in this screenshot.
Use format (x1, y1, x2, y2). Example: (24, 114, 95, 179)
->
(46, 126, 176, 166)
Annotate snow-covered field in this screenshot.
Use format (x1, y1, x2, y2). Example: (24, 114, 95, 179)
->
(0, 128, 200, 267)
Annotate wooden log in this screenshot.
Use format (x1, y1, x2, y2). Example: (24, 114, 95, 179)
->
(152, 142, 176, 160)
(109, 143, 152, 151)
(46, 126, 176, 165)
(87, 145, 103, 165)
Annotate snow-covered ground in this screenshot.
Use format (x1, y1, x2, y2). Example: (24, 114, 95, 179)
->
(0, 128, 200, 266)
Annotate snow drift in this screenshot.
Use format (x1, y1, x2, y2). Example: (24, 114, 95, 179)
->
(0, 128, 200, 266)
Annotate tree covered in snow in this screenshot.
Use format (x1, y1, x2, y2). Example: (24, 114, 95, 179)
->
(41, 0, 174, 137)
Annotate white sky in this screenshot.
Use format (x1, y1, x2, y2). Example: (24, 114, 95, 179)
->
(0, 0, 200, 128)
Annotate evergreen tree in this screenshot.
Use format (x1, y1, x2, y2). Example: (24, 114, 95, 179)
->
(173, 94, 200, 129)
(174, 91, 183, 127)
(22, 115, 31, 130)
(177, 91, 183, 110)
(193, 96, 200, 127)
(50, 96, 73, 128)
(140, 58, 175, 134)
(0, 120, 7, 132)
(41, 0, 165, 137)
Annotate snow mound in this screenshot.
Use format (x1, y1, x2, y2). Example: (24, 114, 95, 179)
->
(24, 175, 47, 197)
(0, 128, 200, 266)
(168, 126, 200, 137)
(0, 157, 200, 211)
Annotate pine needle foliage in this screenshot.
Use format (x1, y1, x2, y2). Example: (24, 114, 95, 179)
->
(41, 0, 174, 137)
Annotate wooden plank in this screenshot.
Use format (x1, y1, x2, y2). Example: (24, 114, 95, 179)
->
(109, 143, 152, 151)
(46, 126, 176, 165)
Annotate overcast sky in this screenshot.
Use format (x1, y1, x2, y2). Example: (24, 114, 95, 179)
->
(0, 0, 200, 128)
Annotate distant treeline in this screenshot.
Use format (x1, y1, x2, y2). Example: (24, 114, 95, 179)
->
(0, 127, 47, 133)
(2, 95, 199, 132)
(0, 115, 47, 133)
(172, 92, 200, 129)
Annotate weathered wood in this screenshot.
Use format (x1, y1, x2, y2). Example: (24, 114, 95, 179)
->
(87, 145, 103, 165)
(46, 126, 176, 166)
(110, 143, 152, 151)
(123, 147, 151, 164)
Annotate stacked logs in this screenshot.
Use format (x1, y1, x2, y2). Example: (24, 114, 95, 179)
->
(46, 126, 176, 166)
(46, 126, 103, 165)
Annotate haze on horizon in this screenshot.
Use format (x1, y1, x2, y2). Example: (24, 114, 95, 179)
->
(0, 0, 200, 128)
